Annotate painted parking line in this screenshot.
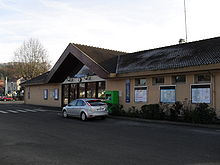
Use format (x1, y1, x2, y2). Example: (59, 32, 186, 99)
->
(0, 110, 8, 114)
(17, 109, 28, 113)
(33, 109, 48, 112)
(7, 110, 19, 113)
(23, 109, 38, 112)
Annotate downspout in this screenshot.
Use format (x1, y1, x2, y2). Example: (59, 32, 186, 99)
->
(212, 73, 216, 109)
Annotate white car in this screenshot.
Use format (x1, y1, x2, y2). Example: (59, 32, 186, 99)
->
(62, 99, 108, 121)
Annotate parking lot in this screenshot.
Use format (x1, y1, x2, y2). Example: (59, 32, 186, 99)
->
(0, 103, 220, 165)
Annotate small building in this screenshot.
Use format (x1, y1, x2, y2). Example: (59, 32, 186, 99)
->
(22, 37, 220, 117)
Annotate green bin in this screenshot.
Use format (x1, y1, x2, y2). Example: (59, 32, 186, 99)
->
(105, 91, 119, 113)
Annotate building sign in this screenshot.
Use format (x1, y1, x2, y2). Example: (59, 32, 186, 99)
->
(191, 84, 211, 103)
(160, 86, 176, 103)
(134, 87, 147, 102)
(125, 79, 130, 103)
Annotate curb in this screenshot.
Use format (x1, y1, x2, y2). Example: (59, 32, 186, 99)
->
(109, 115, 220, 129)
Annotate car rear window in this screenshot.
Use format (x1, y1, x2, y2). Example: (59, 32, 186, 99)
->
(86, 100, 106, 106)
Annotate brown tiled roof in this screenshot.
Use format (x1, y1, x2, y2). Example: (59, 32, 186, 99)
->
(117, 37, 220, 74)
(73, 43, 126, 73)
(21, 71, 50, 85)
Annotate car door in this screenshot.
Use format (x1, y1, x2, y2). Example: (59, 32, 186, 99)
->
(75, 100, 86, 117)
(66, 100, 77, 116)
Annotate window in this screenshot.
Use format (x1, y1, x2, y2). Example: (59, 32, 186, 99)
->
(87, 100, 105, 106)
(191, 84, 211, 104)
(160, 86, 176, 103)
(76, 100, 86, 106)
(195, 74, 211, 83)
(135, 78, 146, 86)
(79, 83, 85, 98)
(54, 88, 59, 100)
(43, 89, 48, 100)
(98, 82, 105, 99)
(153, 77, 164, 85)
(69, 100, 77, 106)
(70, 84, 78, 101)
(173, 75, 186, 84)
(134, 87, 147, 102)
(87, 82, 96, 98)
(63, 84, 70, 105)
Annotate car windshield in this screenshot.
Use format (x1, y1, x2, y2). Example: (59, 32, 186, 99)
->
(86, 100, 105, 106)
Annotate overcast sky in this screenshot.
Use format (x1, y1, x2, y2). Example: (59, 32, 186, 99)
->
(0, 0, 220, 64)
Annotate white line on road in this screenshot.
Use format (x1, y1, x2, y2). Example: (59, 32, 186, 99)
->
(17, 110, 28, 113)
(0, 110, 8, 114)
(7, 110, 19, 113)
(23, 109, 38, 112)
(33, 109, 48, 112)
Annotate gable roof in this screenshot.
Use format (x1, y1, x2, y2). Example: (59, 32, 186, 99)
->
(45, 43, 126, 83)
(117, 37, 220, 74)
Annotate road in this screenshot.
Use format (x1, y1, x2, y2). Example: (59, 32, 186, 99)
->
(0, 103, 220, 165)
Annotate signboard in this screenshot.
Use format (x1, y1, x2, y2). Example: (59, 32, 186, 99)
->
(125, 80, 130, 103)
(134, 87, 147, 102)
(191, 85, 211, 103)
(160, 86, 176, 103)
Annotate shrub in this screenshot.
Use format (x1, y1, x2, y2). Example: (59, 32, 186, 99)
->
(191, 103, 216, 124)
(109, 104, 125, 116)
(127, 106, 140, 118)
(140, 104, 164, 120)
(169, 101, 183, 121)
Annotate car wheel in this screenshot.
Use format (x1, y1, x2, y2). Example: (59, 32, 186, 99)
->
(80, 112, 87, 121)
(63, 110, 68, 118)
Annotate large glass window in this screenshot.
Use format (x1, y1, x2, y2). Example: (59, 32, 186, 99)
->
(70, 84, 78, 101)
(191, 84, 211, 104)
(87, 82, 96, 98)
(79, 83, 85, 98)
(134, 78, 147, 102)
(98, 81, 105, 99)
(63, 84, 70, 105)
(160, 86, 176, 103)
(134, 87, 147, 102)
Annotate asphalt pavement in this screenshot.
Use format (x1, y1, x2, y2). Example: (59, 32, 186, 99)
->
(0, 103, 220, 165)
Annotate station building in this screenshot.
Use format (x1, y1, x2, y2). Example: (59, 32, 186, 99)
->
(23, 37, 220, 117)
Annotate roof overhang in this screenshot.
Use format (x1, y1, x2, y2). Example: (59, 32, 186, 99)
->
(46, 43, 110, 83)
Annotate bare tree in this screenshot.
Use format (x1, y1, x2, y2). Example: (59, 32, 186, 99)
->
(13, 38, 51, 80)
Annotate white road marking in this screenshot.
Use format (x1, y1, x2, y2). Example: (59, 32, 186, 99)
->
(23, 109, 38, 112)
(17, 110, 28, 113)
(0, 110, 8, 114)
(33, 109, 48, 112)
(7, 110, 19, 113)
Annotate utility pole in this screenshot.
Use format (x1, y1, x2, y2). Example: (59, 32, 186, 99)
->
(184, 0, 188, 42)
